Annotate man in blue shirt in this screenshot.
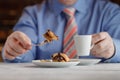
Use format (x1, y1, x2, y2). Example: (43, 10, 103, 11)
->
(2, 0, 120, 63)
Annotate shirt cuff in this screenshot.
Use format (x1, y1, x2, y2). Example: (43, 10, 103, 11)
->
(3, 57, 22, 63)
(104, 38, 120, 63)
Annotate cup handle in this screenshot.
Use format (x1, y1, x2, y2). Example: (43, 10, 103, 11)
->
(90, 44, 94, 49)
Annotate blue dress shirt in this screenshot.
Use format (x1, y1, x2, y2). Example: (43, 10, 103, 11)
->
(3, 0, 120, 63)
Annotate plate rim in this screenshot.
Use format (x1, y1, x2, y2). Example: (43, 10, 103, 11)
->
(32, 59, 80, 67)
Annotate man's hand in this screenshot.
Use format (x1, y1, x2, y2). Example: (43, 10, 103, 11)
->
(91, 32, 115, 59)
(3, 31, 32, 60)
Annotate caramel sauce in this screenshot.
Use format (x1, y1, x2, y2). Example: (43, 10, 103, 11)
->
(52, 53, 67, 62)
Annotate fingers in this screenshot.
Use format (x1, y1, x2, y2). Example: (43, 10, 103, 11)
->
(91, 39, 108, 54)
(92, 48, 114, 59)
(4, 44, 19, 60)
(92, 32, 107, 44)
(3, 31, 32, 60)
(5, 50, 15, 60)
(7, 38, 27, 54)
(8, 31, 32, 50)
(91, 32, 115, 59)
(4, 42, 28, 60)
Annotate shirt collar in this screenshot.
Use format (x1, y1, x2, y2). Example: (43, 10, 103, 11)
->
(48, 0, 91, 16)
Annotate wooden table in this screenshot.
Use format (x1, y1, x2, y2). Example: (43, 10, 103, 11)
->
(0, 63, 120, 80)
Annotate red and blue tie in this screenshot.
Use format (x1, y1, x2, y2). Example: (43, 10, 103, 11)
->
(63, 8, 78, 58)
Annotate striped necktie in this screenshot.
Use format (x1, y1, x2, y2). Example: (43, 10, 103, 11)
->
(63, 8, 78, 58)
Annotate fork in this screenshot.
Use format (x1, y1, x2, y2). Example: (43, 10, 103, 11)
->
(33, 40, 48, 46)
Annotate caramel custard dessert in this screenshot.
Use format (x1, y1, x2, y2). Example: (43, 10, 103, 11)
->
(51, 53, 70, 62)
(43, 29, 58, 43)
(34, 29, 58, 46)
(39, 53, 70, 62)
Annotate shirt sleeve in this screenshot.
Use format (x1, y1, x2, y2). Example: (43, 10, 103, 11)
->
(2, 6, 38, 63)
(13, 6, 38, 44)
(102, 3, 120, 63)
(104, 39, 120, 63)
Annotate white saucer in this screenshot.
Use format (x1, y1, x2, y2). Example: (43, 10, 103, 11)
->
(32, 59, 80, 68)
(76, 59, 101, 65)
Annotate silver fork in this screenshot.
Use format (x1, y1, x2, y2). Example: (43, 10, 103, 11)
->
(33, 40, 49, 46)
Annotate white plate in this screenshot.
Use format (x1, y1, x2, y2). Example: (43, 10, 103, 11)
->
(32, 59, 80, 68)
(76, 59, 101, 65)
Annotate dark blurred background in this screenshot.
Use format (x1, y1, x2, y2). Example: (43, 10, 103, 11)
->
(0, 0, 120, 61)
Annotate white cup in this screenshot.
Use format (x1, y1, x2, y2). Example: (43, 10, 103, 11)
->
(74, 35, 92, 56)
